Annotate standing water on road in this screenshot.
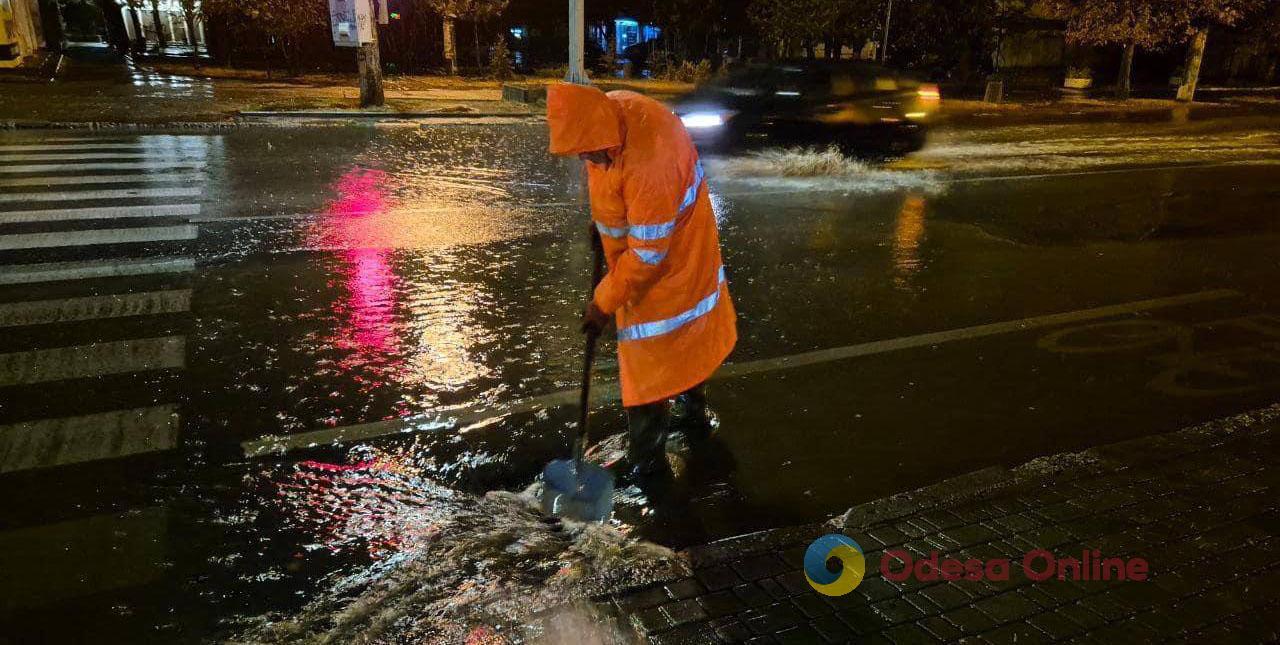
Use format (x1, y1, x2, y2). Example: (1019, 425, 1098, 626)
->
(3, 116, 1280, 641)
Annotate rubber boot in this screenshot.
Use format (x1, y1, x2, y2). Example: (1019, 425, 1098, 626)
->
(625, 400, 671, 481)
(671, 384, 714, 441)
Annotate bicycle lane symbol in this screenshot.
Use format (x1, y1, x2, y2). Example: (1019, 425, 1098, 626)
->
(1037, 314, 1280, 397)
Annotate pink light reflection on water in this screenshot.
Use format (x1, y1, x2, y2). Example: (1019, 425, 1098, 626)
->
(321, 167, 408, 406)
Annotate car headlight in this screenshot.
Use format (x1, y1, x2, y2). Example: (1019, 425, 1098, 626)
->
(680, 112, 727, 129)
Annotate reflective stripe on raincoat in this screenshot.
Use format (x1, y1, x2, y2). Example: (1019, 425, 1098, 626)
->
(547, 83, 737, 407)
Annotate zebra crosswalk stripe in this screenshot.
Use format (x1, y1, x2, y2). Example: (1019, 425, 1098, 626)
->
(0, 290, 192, 327)
(0, 161, 207, 173)
(0, 257, 195, 284)
(0, 224, 198, 250)
(0, 173, 206, 188)
(0, 187, 203, 203)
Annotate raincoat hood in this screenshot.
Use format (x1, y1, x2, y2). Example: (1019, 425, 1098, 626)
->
(547, 83, 624, 156)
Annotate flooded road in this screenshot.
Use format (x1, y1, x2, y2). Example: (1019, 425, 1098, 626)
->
(2, 114, 1280, 641)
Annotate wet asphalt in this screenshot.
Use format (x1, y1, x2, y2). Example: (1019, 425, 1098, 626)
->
(1, 113, 1279, 641)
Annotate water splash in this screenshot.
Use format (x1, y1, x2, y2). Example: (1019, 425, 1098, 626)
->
(707, 147, 944, 194)
(244, 449, 686, 643)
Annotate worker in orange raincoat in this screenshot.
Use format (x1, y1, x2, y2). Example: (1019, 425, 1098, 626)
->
(547, 82, 737, 486)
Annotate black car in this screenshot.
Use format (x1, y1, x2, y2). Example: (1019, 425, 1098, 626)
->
(671, 60, 940, 156)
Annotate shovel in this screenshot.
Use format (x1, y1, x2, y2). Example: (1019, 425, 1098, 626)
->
(540, 227, 615, 522)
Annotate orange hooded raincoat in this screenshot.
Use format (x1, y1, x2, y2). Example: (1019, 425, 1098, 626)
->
(547, 83, 737, 407)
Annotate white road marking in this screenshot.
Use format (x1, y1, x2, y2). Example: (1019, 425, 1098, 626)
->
(0, 405, 179, 473)
(0, 336, 186, 386)
(0, 203, 201, 224)
(242, 288, 1241, 456)
(943, 160, 1280, 185)
(0, 161, 207, 173)
(0, 143, 187, 152)
(0, 152, 206, 162)
(0, 290, 192, 327)
(0, 257, 194, 285)
(0, 224, 197, 250)
(0, 173, 206, 188)
(0, 187, 202, 203)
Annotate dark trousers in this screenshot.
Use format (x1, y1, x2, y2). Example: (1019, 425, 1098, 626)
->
(625, 383, 708, 475)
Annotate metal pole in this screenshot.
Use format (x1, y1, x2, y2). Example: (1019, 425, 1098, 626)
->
(566, 0, 588, 84)
(880, 0, 893, 63)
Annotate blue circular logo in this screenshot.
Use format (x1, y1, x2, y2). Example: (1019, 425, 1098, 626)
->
(804, 533, 866, 596)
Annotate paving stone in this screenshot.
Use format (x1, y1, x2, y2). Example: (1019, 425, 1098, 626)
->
(666, 578, 706, 600)
(1053, 601, 1106, 631)
(789, 593, 833, 620)
(712, 619, 753, 643)
(919, 583, 973, 611)
(858, 576, 902, 603)
(1017, 585, 1059, 611)
(698, 590, 746, 619)
(773, 624, 826, 644)
(895, 520, 928, 539)
(758, 577, 790, 601)
(601, 413, 1280, 645)
(981, 622, 1050, 644)
(733, 583, 776, 609)
(774, 571, 812, 597)
(649, 620, 720, 645)
(883, 622, 941, 644)
(871, 596, 926, 625)
(944, 524, 1000, 548)
(778, 546, 807, 569)
(810, 613, 855, 643)
(973, 591, 1040, 625)
(839, 603, 890, 636)
(1027, 606, 1087, 640)
(869, 524, 911, 547)
(1076, 589, 1136, 622)
(940, 606, 996, 635)
(744, 603, 803, 635)
(633, 604, 674, 634)
(661, 598, 709, 628)
(618, 585, 674, 612)
(733, 554, 789, 582)
(696, 564, 742, 592)
(916, 615, 962, 641)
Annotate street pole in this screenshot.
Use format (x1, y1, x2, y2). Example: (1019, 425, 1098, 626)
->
(566, 0, 588, 84)
(358, 0, 384, 107)
(880, 0, 893, 63)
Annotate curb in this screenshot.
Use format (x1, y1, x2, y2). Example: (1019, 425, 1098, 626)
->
(0, 120, 240, 130)
(238, 110, 539, 119)
(0, 112, 545, 130)
(677, 404, 1279, 571)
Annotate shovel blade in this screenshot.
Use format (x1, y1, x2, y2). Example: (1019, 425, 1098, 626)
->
(541, 458, 614, 522)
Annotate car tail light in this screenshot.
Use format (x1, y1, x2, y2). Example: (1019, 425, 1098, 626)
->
(917, 84, 941, 101)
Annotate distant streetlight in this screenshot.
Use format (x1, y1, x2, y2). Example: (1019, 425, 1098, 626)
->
(566, 0, 588, 84)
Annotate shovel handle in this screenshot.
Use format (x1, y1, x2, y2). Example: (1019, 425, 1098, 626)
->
(574, 227, 606, 466)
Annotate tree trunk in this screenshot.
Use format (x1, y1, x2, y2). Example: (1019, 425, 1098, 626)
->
(1116, 41, 1135, 100)
(183, 12, 199, 67)
(129, 8, 145, 53)
(359, 40, 385, 106)
(97, 0, 129, 54)
(151, 4, 167, 51)
(442, 17, 457, 74)
(1177, 28, 1208, 102)
(473, 20, 481, 68)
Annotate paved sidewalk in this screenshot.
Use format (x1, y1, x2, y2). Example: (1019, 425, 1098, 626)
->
(590, 406, 1280, 643)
